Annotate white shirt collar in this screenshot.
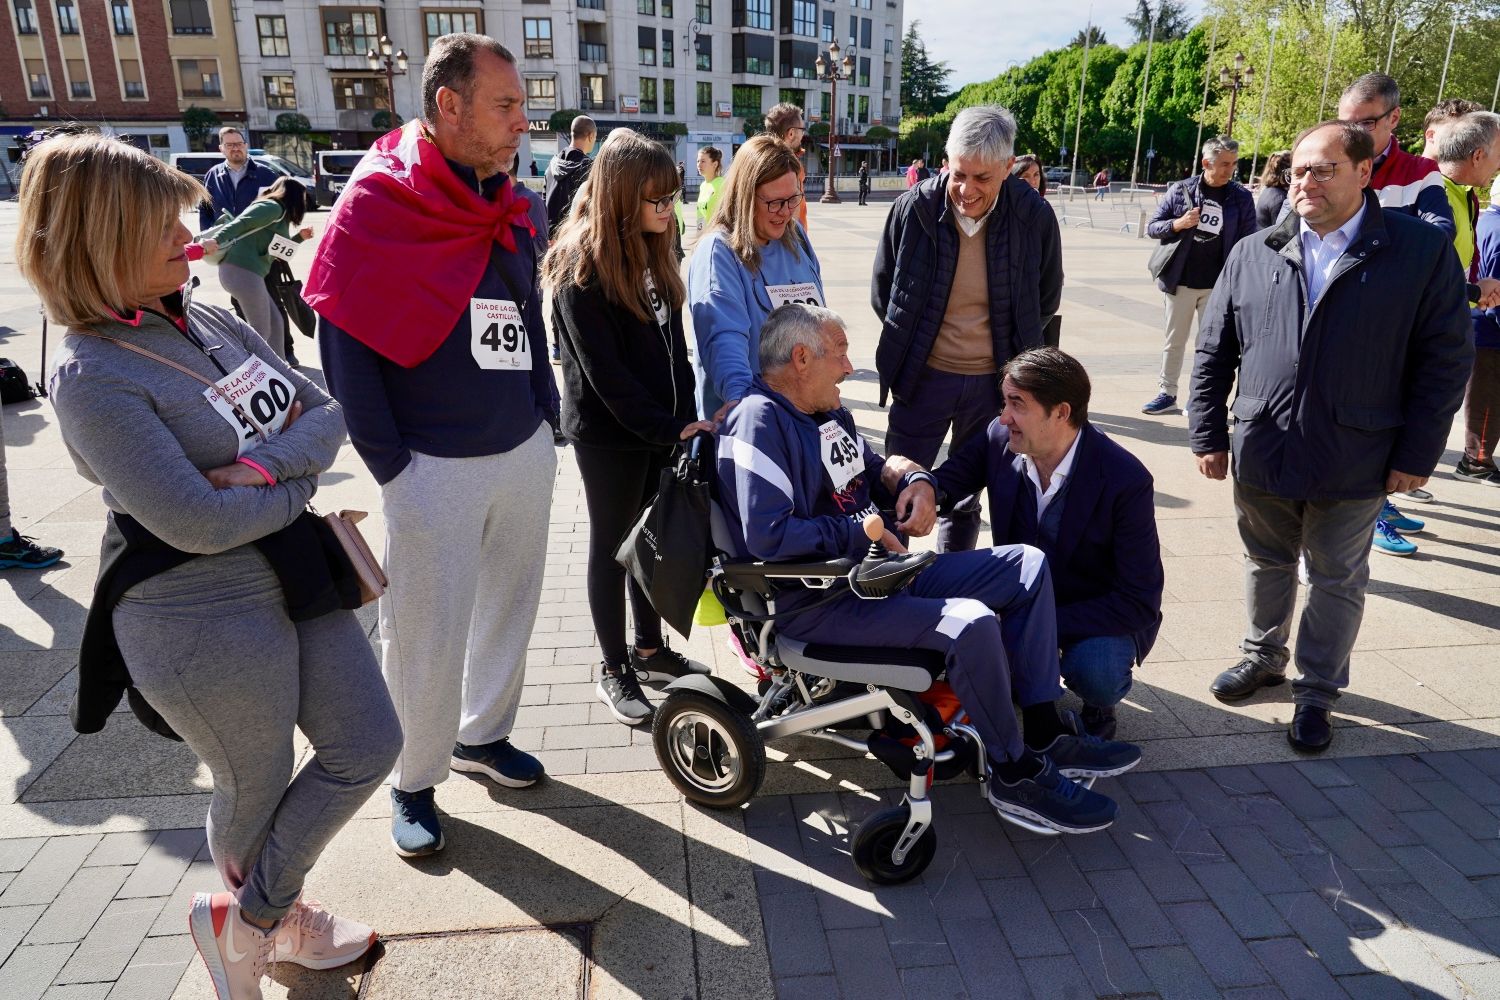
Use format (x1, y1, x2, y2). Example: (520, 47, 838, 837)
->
(1297, 200, 1367, 253)
(1019, 427, 1082, 518)
(949, 187, 1000, 237)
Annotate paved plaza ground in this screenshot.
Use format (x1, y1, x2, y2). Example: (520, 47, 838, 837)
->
(1, 193, 1498, 999)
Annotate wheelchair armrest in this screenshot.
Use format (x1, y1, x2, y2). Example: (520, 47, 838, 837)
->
(718, 557, 856, 597)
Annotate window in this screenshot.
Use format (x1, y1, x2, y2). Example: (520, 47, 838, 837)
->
(781, 0, 814, 36)
(884, 24, 893, 55)
(819, 90, 830, 122)
(858, 56, 869, 87)
(526, 76, 556, 109)
(779, 39, 816, 79)
(580, 39, 607, 61)
(170, 0, 212, 34)
(662, 0, 672, 15)
(523, 18, 552, 58)
(577, 0, 603, 8)
(323, 9, 380, 56)
(177, 58, 222, 98)
(778, 88, 804, 107)
(55, 0, 78, 33)
(697, 81, 712, 116)
(424, 11, 480, 49)
(695, 0, 711, 23)
(26, 59, 49, 97)
(258, 16, 289, 57)
(821, 9, 833, 43)
(580, 74, 605, 108)
(640, 77, 656, 114)
(638, 26, 656, 65)
(331, 74, 388, 110)
(732, 84, 761, 118)
(637, 0, 653, 12)
(111, 0, 132, 34)
(264, 74, 296, 109)
(662, 30, 673, 67)
(733, 0, 770, 30)
(859, 17, 870, 48)
(696, 32, 711, 71)
(847, 15, 856, 45)
(14, 0, 36, 33)
(67, 58, 89, 97)
(120, 59, 145, 98)
(732, 34, 772, 75)
(857, 94, 868, 123)
(663, 77, 674, 115)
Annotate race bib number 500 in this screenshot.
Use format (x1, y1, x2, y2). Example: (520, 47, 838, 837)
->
(818, 419, 862, 493)
(203, 355, 294, 457)
(470, 298, 531, 371)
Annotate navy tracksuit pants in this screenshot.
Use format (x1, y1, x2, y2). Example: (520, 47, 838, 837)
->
(779, 544, 1062, 764)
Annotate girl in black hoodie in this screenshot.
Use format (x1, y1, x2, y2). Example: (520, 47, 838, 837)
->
(542, 129, 715, 726)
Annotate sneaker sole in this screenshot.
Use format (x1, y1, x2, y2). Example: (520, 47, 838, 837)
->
(1372, 544, 1416, 557)
(986, 794, 1115, 834)
(1455, 470, 1500, 485)
(595, 681, 652, 726)
(1385, 523, 1424, 534)
(1057, 756, 1142, 780)
(277, 931, 379, 970)
(0, 555, 61, 570)
(1399, 490, 1434, 503)
(449, 757, 540, 788)
(1210, 674, 1286, 703)
(390, 831, 445, 858)
(187, 894, 233, 1000)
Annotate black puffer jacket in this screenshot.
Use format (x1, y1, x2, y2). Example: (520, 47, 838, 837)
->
(871, 174, 1063, 405)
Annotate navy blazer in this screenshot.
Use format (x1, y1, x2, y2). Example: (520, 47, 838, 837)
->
(198, 160, 279, 232)
(933, 421, 1164, 662)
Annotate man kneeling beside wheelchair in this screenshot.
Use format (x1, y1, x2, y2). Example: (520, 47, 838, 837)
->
(710, 303, 1159, 837)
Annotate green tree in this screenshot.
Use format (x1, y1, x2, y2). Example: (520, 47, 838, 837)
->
(274, 113, 311, 134)
(181, 106, 220, 151)
(900, 21, 953, 117)
(1124, 0, 1192, 43)
(1070, 26, 1108, 48)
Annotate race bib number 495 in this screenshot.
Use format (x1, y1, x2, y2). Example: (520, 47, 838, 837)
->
(818, 419, 862, 493)
(470, 298, 531, 371)
(203, 355, 293, 457)
(766, 282, 823, 309)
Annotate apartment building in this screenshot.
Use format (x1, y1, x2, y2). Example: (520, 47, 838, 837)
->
(232, 0, 903, 174)
(1, 0, 247, 165)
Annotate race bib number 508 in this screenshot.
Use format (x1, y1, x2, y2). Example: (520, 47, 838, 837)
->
(470, 298, 531, 371)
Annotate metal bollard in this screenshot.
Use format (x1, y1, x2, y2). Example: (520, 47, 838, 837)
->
(1136, 209, 1147, 238)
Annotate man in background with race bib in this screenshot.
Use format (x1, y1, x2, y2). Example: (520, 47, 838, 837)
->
(308, 34, 560, 859)
(1141, 136, 1256, 417)
(873, 105, 1063, 553)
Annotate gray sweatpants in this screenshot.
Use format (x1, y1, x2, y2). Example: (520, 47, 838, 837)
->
(1233, 480, 1385, 709)
(0, 402, 10, 537)
(1159, 286, 1214, 397)
(218, 262, 286, 361)
(113, 551, 402, 923)
(380, 423, 556, 792)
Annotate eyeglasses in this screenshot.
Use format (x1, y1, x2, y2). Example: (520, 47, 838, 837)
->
(641, 190, 681, 212)
(1349, 107, 1394, 131)
(757, 192, 804, 215)
(1282, 161, 1351, 185)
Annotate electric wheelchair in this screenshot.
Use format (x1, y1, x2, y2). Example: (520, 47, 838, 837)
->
(651, 514, 1084, 885)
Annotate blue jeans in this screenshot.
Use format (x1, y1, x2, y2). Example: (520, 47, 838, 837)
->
(1059, 635, 1136, 708)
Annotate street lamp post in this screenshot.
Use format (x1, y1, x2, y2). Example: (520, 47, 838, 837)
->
(1218, 52, 1255, 140)
(815, 40, 855, 204)
(366, 35, 409, 126)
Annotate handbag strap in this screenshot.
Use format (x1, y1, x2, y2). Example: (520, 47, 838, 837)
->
(69, 328, 269, 443)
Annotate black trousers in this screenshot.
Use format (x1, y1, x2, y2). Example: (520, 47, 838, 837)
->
(573, 443, 669, 665)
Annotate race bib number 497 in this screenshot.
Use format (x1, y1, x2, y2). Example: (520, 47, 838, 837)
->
(766, 282, 823, 309)
(203, 355, 294, 457)
(470, 298, 531, 371)
(818, 419, 862, 493)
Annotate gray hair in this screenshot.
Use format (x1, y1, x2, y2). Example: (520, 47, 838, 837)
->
(1201, 135, 1239, 161)
(1341, 72, 1400, 111)
(945, 106, 1017, 164)
(758, 304, 844, 372)
(1436, 111, 1500, 166)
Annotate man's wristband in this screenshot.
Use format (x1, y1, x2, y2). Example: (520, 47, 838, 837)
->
(900, 470, 938, 494)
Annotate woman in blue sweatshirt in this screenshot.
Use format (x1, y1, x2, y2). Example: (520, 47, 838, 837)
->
(687, 133, 824, 422)
(542, 129, 714, 725)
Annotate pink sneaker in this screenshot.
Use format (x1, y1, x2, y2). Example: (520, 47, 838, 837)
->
(270, 897, 378, 970)
(188, 892, 274, 1000)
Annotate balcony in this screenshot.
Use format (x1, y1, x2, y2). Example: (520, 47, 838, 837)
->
(579, 42, 608, 61)
(577, 0, 605, 21)
(579, 97, 615, 112)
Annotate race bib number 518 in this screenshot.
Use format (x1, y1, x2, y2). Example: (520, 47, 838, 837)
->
(470, 298, 531, 371)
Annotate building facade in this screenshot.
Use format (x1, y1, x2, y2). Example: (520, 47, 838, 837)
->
(232, 0, 902, 175)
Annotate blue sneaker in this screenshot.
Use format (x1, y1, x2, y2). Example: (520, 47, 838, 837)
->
(1380, 500, 1424, 533)
(1140, 393, 1177, 415)
(0, 529, 62, 570)
(390, 787, 443, 857)
(987, 757, 1118, 834)
(1371, 519, 1417, 557)
(451, 738, 545, 788)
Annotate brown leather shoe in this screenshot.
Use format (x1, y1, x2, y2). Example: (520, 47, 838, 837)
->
(1288, 705, 1333, 753)
(1209, 659, 1286, 702)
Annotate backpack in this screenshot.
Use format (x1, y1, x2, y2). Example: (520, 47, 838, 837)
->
(0, 358, 36, 404)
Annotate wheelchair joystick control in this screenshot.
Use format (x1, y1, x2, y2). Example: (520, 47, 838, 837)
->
(861, 513, 888, 562)
(851, 513, 936, 599)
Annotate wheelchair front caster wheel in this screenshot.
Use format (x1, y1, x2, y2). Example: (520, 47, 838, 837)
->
(653, 691, 766, 809)
(851, 805, 937, 884)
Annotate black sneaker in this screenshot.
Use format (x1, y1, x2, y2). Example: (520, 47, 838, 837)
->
(597, 666, 654, 725)
(0, 529, 62, 570)
(1039, 716, 1142, 779)
(390, 787, 443, 857)
(630, 646, 711, 685)
(1455, 458, 1500, 486)
(987, 757, 1118, 833)
(1079, 704, 1118, 741)
(450, 738, 545, 787)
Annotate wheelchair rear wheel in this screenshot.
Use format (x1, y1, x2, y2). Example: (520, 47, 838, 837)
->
(851, 805, 937, 884)
(653, 691, 766, 809)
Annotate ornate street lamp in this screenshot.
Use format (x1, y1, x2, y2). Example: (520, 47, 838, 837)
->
(814, 40, 855, 204)
(1218, 52, 1255, 140)
(366, 35, 409, 126)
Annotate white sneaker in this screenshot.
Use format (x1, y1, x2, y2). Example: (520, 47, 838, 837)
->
(270, 897, 378, 970)
(188, 892, 273, 1000)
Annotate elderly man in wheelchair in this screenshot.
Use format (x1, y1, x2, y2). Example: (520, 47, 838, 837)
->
(649, 303, 1141, 883)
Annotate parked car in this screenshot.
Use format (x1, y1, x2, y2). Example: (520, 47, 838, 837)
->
(314, 151, 366, 207)
(169, 151, 325, 208)
(1044, 166, 1070, 185)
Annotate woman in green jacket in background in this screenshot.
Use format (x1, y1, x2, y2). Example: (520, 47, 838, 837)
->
(201, 177, 312, 361)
